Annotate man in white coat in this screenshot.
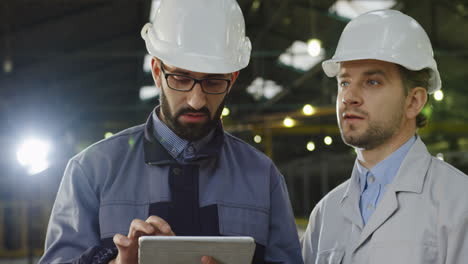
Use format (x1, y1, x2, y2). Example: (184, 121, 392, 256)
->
(301, 9, 468, 264)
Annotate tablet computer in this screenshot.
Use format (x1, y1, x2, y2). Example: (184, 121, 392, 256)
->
(138, 236, 255, 264)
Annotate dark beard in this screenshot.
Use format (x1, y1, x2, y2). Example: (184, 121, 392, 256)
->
(160, 90, 225, 141)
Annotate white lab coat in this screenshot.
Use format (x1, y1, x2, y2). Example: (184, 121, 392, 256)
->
(301, 137, 468, 264)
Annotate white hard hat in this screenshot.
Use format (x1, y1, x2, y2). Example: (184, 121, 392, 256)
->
(141, 0, 251, 74)
(322, 9, 441, 93)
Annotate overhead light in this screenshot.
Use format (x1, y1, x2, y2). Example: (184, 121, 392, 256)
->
(254, 135, 262, 143)
(306, 141, 316, 151)
(278, 40, 325, 72)
(250, 0, 261, 12)
(246, 77, 283, 101)
(307, 39, 322, 57)
(329, 0, 396, 19)
(3, 57, 13, 73)
(434, 90, 444, 101)
(139, 86, 159, 101)
(324, 136, 333, 145)
(283, 117, 296, 128)
(143, 54, 153, 73)
(104, 132, 113, 139)
(222, 107, 230, 117)
(16, 138, 51, 175)
(302, 104, 316, 116)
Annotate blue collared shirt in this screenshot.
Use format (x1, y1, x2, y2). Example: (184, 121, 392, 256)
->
(152, 109, 214, 162)
(358, 135, 417, 224)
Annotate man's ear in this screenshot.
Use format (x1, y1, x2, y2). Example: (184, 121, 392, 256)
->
(227, 71, 240, 93)
(151, 58, 161, 87)
(406, 87, 428, 119)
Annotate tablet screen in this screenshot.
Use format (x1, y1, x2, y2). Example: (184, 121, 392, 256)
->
(139, 236, 255, 264)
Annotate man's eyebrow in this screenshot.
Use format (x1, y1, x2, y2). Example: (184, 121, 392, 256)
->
(169, 68, 229, 79)
(361, 69, 393, 81)
(337, 72, 350, 79)
(338, 69, 389, 80)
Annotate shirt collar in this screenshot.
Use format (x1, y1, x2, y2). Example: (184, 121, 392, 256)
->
(152, 107, 215, 160)
(357, 135, 417, 192)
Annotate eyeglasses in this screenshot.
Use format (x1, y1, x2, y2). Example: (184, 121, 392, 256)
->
(160, 62, 231, 94)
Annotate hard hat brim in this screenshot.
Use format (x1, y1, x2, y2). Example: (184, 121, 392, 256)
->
(322, 53, 441, 93)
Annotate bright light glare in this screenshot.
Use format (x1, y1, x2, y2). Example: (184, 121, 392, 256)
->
(222, 107, 230, 117)
(254, 135, 262, 143)
(302, 104, 316, 116)
(306, 141, 316, 151)
(17, 139, 51, 175)
(104, 132, 113, 139)
(307, 39, 322, 57)
(434, 90, 444, 101)
(143, 54, 153, 73)
(324, 136, 333, 145)
(329, 0, 396, 19)
(283, 117, 296, 128)
(139, 86, 159, 101)
(278, 40, 325, 72)
(246, 77, 283, 101)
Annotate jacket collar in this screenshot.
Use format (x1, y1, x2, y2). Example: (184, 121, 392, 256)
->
(143, 111, 225, 165)
(389, 136, 431, 193)
(339, 136, 432, 231)
(341, 135, 430, 202)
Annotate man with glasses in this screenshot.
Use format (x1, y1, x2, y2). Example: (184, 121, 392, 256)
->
(39, 0, 302, 264)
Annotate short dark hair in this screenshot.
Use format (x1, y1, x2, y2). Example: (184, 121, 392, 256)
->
(398, 66, 432, 128)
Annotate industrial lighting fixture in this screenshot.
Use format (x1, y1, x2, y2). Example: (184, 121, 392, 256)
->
(139, 86, 160, 101)
(254, 135, 262, 143)
(434, 90, 444, 101)
(306, 141, 316, 151)
(16, 138, 51, 175)
(222, 107, 230, 117)
(324, 136, 333, 145)
(307, 39, 322, 57)
(329, 0, 396, 19)
(302, 104, 316, 116)
(143, 54, 153, 73)
(283, 117, 296, 128)
(246, 77, 283, 101)
(278, 40, 325, 72)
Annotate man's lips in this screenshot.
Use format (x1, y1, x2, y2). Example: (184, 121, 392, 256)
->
(343, 113, 365, 120)
(342, 112, 366, 123)
(179, 112, 208, 122)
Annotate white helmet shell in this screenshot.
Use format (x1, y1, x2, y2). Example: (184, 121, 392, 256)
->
(141, 0, 251, 74)
(322, 9, 441, 93)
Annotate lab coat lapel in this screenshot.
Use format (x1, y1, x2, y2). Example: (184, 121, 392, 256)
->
(352, 187, 398, 252)
(351, 136, 431, 253)
(340, 161, 364, 230)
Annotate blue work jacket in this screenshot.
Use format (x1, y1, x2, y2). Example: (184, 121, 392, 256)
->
(39, 114, 303, 264)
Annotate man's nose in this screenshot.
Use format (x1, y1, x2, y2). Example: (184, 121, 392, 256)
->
(341, 84, 362, 107)
(186, 82, 207, 110)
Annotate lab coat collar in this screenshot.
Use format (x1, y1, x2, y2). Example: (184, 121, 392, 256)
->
(341, 135, 432, 253)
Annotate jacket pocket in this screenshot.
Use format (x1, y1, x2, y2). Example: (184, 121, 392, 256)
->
(99, 202, 148, 238)
(218, 204, 269, 246)
(316, 249, 344, 264)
